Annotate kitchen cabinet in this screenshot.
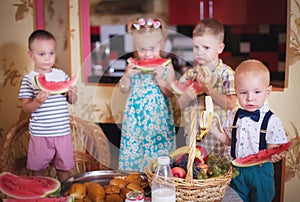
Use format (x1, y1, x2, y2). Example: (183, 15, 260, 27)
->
(168, 0, 286, 25)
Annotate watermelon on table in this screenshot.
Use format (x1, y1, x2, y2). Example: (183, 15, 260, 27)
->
(34, 74, 77, 94)
(232, 139, 299, 167)
(0, 172, 61, 199)
(127, 57, 171, 73)
(3, 196, 74, 202)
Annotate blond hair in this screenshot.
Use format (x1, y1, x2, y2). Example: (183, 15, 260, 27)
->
(193, 18, 224, 43)
(235, 59, 270, 86)
(127, 17, 168, 50)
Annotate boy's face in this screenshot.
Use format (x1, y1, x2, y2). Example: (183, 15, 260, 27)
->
(193, 35, 224, 67)
(28, 38, 56, 73)
(235, 72, 272, 112)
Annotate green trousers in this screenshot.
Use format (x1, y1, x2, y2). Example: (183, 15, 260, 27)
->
(230, 162, 275, 202)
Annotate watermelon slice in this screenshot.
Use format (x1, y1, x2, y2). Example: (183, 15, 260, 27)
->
(127, 57, 171, 73)
(0, 172, 61, 199)
(34, 74, 77, 94)
(3, 196, 74, 202)
(171, 80, 204, 95)
(232, 139, 299, 167)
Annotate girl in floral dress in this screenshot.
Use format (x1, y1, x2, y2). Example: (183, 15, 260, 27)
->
(118, 18, 176, 172)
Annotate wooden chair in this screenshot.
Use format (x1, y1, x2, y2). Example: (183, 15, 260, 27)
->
(0, 115, 111, 178)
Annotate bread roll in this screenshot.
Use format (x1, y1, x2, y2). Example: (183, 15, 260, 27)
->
(104, 185, 120, 194)
(119, 187, 132, 201)
(69, 182, 86, 200)
(109, 178, 128, 189)
(125, 173, 142, 185)
(127, 183, 144, 193)
(104, 193, 123, 202)
(86, 182, 105, 201)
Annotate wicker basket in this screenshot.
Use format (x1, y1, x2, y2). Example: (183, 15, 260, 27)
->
(145, 106, 232, 202)
(0, 115, 111, 178)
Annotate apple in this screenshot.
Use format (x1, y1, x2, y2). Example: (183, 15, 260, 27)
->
(171, 166, 187, 178)
(195, 163, 209, 174)
(196, 146, 208, 163)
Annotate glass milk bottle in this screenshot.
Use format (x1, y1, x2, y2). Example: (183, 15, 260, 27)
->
(151, 156, 176, 202)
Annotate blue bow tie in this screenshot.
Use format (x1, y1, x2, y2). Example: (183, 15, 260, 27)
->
(236, 108, 260, 122)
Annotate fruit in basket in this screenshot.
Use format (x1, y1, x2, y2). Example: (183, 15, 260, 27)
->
(171, 167, 187, 179)
(34, 74, 77, 94)
(232, 139, 299, 167)
(169, 145, 207, 165)
(0, 172, 61, 199)
(197, 169, 209, 179)
(3, 196, 74, 202)
(127, 57, 171, 73)
(196, 146, 208, 163)
(151, 161, 159, 173)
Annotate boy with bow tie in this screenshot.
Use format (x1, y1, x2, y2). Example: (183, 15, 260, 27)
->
(210, 59, 287, 202)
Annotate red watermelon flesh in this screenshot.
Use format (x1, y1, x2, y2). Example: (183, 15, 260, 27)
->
(127, 57, 171, 72)
(171, 80, 204, 95)
(34, 74, 77, 94)
(0, 172, 61, 199)
(231, 139, 299, 167)
(3, 196, 73, 202)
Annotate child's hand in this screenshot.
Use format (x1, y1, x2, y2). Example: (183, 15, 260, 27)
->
(209, 118, 231, 145)
(35, 91, 51, 104)
(126, 63, 140, 77)
(67, 85, 78, 104)
(270, 153, 285, 163)
(196, 74, 210, 95)
(182, 85, 197, 102)
(68, 85, 78, 97)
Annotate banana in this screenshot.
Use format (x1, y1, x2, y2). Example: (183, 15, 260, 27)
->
(169, 146, 204, 164)
(196, 96, 224, 140)
(169, 146, 190, 159)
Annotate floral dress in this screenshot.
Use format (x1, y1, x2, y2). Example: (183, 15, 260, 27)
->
(118, 72, 176, 172)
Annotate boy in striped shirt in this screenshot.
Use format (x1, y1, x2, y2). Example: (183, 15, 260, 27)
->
(19, 30, 78, 182)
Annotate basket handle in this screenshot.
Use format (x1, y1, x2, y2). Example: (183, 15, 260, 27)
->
(185, 106, 197, 182)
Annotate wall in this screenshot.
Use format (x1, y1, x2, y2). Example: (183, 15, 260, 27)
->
(0, 0, 299, 201)
(0, 0, 34, 136)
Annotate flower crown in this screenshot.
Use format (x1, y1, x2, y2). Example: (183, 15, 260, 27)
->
(132, 18, 162, 30)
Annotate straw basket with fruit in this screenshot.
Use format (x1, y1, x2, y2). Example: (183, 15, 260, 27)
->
(145, 96, 233, 202)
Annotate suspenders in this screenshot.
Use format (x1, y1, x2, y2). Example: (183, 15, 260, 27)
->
(231, 110, 273, 159)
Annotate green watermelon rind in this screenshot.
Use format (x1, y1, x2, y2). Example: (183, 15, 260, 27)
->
(34, 74, 77, 94)
(0, 172, 61, 199)
(127, 57, 171, 73)
(231, 139, 299, 167)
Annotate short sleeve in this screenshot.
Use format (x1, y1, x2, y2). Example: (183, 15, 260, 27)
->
(19, 75, 34, 99)
(266, 115, 288, 144)
(221, 67, 235, 96)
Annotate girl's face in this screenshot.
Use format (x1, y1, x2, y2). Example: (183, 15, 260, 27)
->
(134, 33, 163, 60)
(136, 44, 161, 60)
(193, 35, 224, 67)
(28, 38, 56, 73)
(235, 73, 272, 112)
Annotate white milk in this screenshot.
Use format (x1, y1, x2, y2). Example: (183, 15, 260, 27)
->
(151, 188, 176, 202)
